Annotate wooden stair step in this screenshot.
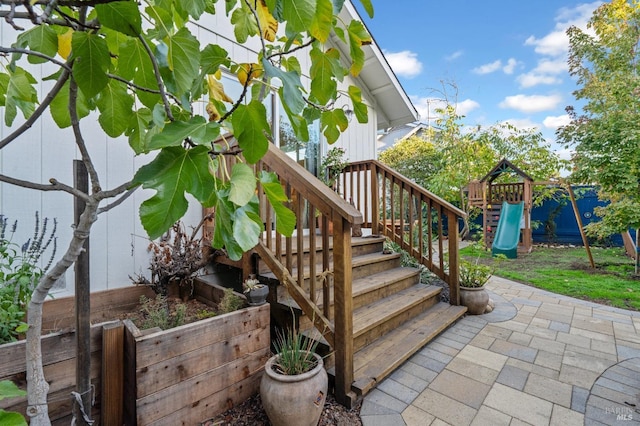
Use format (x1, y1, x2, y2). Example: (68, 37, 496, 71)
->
(275, 266, 421, 311)
(260, 251, 401, 285)
(328, 302, 467, 396)
(352, 284, 441, 350)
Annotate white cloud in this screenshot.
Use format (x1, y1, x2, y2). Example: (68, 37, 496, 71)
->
(524, 2, 600, 57)
(517, 73, 562, 88)
(472, 58, 520, 75)
(543, 114, 571, 129)
(503, 58, 519, 75)
(473, 60, 502, 75)
(412, 96, 479, 122)
(446, 50, 463, 61)
(499, 94, 563, 114)
(457, 99, 481, 116)
(383, 50, 423, 79)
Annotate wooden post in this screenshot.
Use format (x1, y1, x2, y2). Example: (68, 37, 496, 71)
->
(447, 211, 460, 306)
(73, 160, 93, 425)
(371, 164, 379, 233)
(102, 321, 124, 426)
(332, 217, 355, 407)
(566, 184, 595, 268)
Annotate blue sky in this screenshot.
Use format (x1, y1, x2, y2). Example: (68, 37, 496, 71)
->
(354, 1, 603, 159)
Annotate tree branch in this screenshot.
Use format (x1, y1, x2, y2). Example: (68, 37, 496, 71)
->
(0, 174, 91, 201)
(0, 67, 71, 150)
(0, 47, 72, 71)
(137, 34, 174, 121)
(96, 183, 136, 214)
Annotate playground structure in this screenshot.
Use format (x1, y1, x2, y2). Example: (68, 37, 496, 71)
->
(468, 158, 533, 257)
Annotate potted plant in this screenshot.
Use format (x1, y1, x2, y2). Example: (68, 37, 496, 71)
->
(319, 147, 348, 194)
(243, 276, 269, 306)
(458, 257, 493, 315)
(260, 327, 327, 426)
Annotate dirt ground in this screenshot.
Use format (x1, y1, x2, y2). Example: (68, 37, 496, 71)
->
(202, 392, 363, 426)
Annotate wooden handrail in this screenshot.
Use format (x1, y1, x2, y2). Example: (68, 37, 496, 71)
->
(262, 145, 363, 224)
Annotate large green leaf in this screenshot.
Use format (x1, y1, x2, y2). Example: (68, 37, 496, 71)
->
(262, 58, 305, 114)
(149, 116, 220, 149)
(0, 380, 26, 400)
(145, 4, 173, 39)
(229, 163, 257, 206)
(320, 108, 348, 144)
(179, 0, 208, 19)
(231, 101, 270, 164)
(310, 46, 339, 105)
(16, 26, 58, 64)
(260, 171, 296, 236)
(356, 0, 373, 17)
(126, 108, 153, 154)
(232, 207, 262, 251)
(200, 44, 230, 75)
(230, 3, 258, 43)
(348, 85, 368, 123)
(4, 68, 37, 126)
(165, 28, 200, 96)
(49, 80, 90, 128)
(96, 1, 142, 37)
(347, 20, 371, 76)
(97, 80, 134, 137)
(310, 0, 333, 43)
(117, 38, 162, 108)
(134, 146, 216, 239)
(0, 410, 27, 426)
(212, 194, 244, 260)
(71, 32, 110, 97)
(282, 0, 314, 33)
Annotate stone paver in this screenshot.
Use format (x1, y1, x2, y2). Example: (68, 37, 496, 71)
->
(362, 277, 640, 425)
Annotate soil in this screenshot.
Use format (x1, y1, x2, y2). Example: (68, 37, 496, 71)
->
(202, 392, 363, 426)
(117, 295, 221, 330)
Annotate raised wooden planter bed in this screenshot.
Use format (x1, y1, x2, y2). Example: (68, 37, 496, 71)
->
(0, 281, 271, 425)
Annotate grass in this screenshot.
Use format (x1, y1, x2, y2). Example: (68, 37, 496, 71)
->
(460, 243, 640, 311)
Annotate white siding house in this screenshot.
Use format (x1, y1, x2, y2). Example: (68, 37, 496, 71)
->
(0, 1, 417, 295)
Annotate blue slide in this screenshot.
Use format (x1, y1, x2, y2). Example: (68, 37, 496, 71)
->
(492, 201, 524, 259)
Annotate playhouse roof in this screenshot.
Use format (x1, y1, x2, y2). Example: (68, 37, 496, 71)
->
(480, 158, 533, 183)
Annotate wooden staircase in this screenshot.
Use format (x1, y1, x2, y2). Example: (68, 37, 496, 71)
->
(258, 234, 466, 398)
(213, 141, 467, 406)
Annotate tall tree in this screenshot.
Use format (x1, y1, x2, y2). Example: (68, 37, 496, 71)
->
(0, 0, 373, 423)
(558, 0, 640, 244)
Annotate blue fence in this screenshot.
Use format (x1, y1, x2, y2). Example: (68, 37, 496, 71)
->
(474, 186, 635, 246)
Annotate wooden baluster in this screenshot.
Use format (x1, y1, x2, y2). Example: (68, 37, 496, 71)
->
(448, 211, 460, 305)
(309, 203, 317, 305)
(371, 164, 379, 233)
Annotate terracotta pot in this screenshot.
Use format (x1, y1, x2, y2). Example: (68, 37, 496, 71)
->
(460, 286, 489, 315)
(260, 352, 328, 426)
(245, 284, 269, 306)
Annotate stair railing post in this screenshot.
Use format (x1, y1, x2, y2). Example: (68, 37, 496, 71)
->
(332, 215, 356, 407)
(447, 211, 460, 305)
(371, 163, 380, 234)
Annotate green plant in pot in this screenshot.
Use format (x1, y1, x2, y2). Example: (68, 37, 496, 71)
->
(319, 147, 348, 194)
(260, 326, 328, 426)
(242, 276, 268, 306)
(459, 257, 494, 315)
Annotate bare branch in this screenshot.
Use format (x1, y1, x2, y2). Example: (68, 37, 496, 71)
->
(0, 11, 77, 27)
(96, 184, 137, 214)
(0, 173, 91, 201)
(106, 72, 181, 103)
(0, 46, 72, 71)
(219, 64, 253, 123)
(0, 67, 71, 150)
(4, 1, 23, 30)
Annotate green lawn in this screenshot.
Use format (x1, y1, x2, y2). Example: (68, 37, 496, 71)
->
(459, 244, 640, 311)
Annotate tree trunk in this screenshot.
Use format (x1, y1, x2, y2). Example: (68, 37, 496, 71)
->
(26, 201, 98, 425)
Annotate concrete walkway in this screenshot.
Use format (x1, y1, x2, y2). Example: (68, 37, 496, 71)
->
(361, 276, 640, 425)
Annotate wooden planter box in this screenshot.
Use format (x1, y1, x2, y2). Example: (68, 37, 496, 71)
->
(0, 282, 271, 425)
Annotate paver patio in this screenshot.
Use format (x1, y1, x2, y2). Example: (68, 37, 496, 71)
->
(361, 275, 640, 425)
